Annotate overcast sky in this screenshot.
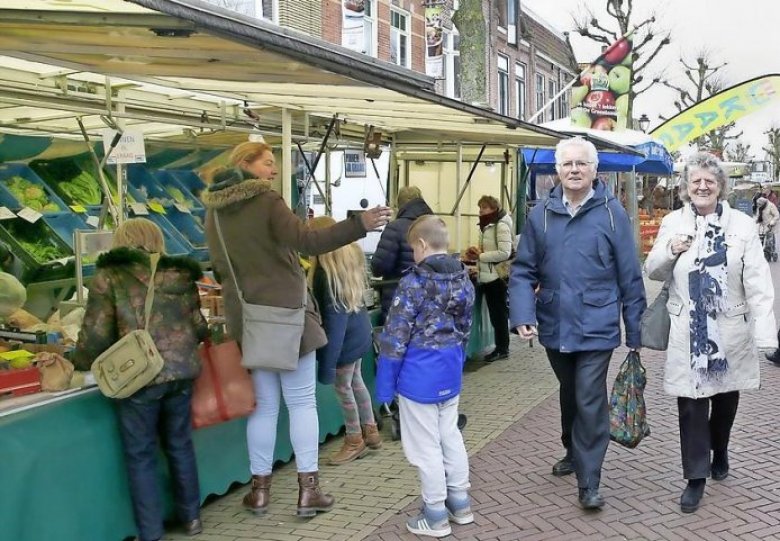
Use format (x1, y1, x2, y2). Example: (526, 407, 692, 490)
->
(522, 0, 780, 159)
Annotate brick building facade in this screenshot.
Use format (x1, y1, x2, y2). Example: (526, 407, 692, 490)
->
(201, 1, 575, 125)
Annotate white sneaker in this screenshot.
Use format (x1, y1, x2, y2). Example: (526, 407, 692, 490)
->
(406, 507, 452, 538)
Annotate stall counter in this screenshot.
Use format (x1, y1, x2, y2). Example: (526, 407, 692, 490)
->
(0, 296, 493, 541)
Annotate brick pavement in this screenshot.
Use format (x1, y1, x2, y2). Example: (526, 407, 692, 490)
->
(164, 331, 559, 541)
(166, 278, 780, 540)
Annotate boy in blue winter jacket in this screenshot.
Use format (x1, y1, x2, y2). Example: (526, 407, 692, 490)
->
(376, 215, 475, 538)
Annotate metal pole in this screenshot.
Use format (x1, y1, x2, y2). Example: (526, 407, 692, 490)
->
(449, 144, 487, 215)
(281, 108, 292, 206)
(455, 144, 463, 251)
(629, 166, 640, 251)
(325, 148, 332, 217)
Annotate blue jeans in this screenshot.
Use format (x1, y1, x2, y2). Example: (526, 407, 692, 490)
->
(115, 380, 200, 541)
(247, 351, 319, 475)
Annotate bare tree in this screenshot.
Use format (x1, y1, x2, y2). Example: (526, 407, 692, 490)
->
(725, 141, 753, 163)
(569, 0, 671, 124)
(659, 51, 740, 154)
(764, 126, 780, 181)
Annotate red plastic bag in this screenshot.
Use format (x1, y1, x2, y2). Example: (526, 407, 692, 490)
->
(192, 340, 255, 429)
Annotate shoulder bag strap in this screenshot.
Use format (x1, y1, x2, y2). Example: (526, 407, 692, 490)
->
(213, 211, 245, 301)
(143, 252, 160, 330)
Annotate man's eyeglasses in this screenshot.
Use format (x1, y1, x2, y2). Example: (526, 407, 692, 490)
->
(559, 160, 593, 170)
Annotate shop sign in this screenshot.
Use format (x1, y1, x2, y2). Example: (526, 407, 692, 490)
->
(344, 150, 366, 178)
(101, 129, 147, 165)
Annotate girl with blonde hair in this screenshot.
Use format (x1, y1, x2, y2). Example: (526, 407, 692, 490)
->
(309, 216, 381, 464)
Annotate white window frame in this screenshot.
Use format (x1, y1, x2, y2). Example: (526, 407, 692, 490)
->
(363, 0, 378, 57)
(257, 0, 278, 23)
(390, 7, 411, 68)
(535, 73, 546, 123)
(515, 62, 526, 120)
(444, 29, 461, 99)
(497, 54, 510, 116)
(507, 0, 518, 45)
(558, 70, 571, 119)
(548, 78, 557, 120)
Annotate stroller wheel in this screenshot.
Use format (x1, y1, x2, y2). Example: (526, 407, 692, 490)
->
(457, 414, 468, 431)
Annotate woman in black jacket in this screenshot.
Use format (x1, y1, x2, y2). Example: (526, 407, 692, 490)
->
(370, 186, 432, 323)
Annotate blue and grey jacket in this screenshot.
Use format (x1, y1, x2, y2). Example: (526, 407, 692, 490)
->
(509, 180, 646, 352)
(375, 254, 475, 404)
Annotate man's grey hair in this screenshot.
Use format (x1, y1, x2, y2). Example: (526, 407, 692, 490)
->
(679, 151, 729, 203)
(554, 137, 599, 171)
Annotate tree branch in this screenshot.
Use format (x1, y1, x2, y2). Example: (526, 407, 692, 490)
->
(634, 37, 671, 75)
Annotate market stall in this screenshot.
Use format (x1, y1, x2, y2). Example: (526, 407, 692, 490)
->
(0, 1, 574, 539)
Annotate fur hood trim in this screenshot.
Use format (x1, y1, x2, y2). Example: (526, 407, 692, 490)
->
(201, 179, 273, 209)
(96, 247, 203, 281)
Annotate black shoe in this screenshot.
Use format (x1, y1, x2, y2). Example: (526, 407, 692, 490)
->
(484, 349, 509, 362)
(766, 351, 780, 365)
(711, 450, 729, 481)
(184, 518, 203, 536)
(578, 488, 604, 510)
(552, 455, 575, 476)
(680, 479, 706, 513)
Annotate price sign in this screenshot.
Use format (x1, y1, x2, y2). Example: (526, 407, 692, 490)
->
(17, 207, 42, 223)
(101, 129, 146, 165)
(130, 202, 149, 216)
(174, 203, 191, 214)
(148, 203, 166, 214)
(70, 205, 87, 214)
(0, 207, 16, 220)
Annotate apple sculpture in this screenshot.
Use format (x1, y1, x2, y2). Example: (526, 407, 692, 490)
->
(570, 37, 633, 130)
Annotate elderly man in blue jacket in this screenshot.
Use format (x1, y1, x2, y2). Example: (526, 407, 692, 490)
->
(510, 137, 646, 510)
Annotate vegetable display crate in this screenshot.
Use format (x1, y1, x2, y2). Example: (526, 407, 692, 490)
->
(164, 207, 210, 262)
(129, 165, 203, 211)
(162, 169, 206, 200)
(153, 170, 205, 211)
(0, 163, 68, 213)
(0, 217, 75, 284)
(29, 157, 116, 208)
(0, 366, 41, 397)
(41, 212, 97, 275)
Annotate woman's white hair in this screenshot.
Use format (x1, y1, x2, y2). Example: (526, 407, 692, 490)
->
(679, 151, 729, 203)
(554, 137, 599, 171)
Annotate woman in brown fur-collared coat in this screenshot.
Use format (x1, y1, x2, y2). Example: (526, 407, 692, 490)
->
(201, 142, 390, 518)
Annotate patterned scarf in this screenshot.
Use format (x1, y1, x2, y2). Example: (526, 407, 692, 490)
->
(688, 203, 728, 381)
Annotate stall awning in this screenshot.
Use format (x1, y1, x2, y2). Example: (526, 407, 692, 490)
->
(0, 0, 568, 149)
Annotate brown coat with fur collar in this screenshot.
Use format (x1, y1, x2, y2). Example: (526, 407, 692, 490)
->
(202, 179, 367, 356)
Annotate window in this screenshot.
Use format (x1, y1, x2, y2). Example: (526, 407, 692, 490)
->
(515, 62, 526, 120)
(497, 55, 509, 116)
(390, 8, 410, 68)
(444, 29, 461, 99)
(497, 0, 508, 28)
(559, 71, 570, 118)
(201, 0, 275, 22)
(363, 0, 377, 57)
(535, 73, 545, 123)
(548, 78, 557, 120)
(507, 0, 518, 45)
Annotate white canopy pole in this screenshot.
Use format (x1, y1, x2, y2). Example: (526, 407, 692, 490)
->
(281, 107, 292, 205)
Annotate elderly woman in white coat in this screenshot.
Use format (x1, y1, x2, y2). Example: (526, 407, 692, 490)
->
(646, 152, 777, 514)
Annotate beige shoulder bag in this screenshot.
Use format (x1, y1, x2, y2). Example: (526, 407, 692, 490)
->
(91, 253, 165, 398)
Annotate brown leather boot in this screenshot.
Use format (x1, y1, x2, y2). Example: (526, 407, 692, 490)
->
(297, 471, 335, 517)
(242, 474, 271, 515)
(328, 433, 368, 465)
(362, 423, 382, 450)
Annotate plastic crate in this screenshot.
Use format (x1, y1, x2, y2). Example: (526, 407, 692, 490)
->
(128, 165, 200, 210)
(42, 212, 97, 275)
(143, 213, 191, 258)
(165, 170, 206, 200)
(29, 158, 117, 208)
(153, 170, 204, 210)
(0, 217, 75, 284)
(0, 163, 68, 213)
(164, 208, 210, 262)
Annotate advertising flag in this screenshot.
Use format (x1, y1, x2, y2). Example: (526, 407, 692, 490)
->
(571, 36, 633, 131)
(651, 75, 780, 152)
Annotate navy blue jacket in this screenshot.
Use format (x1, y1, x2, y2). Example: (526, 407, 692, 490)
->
(370, 198, 433, 320)
(312, 266, 373, 385)
(376, 254, 474, 404)
(509, 181, 646, 352)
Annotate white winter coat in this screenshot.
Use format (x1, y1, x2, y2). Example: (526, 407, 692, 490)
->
(478, 214, 513, 283)
(645, 202, 777, 399)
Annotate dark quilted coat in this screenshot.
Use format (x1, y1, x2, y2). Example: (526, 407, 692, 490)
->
(370, 198, 433, 320)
